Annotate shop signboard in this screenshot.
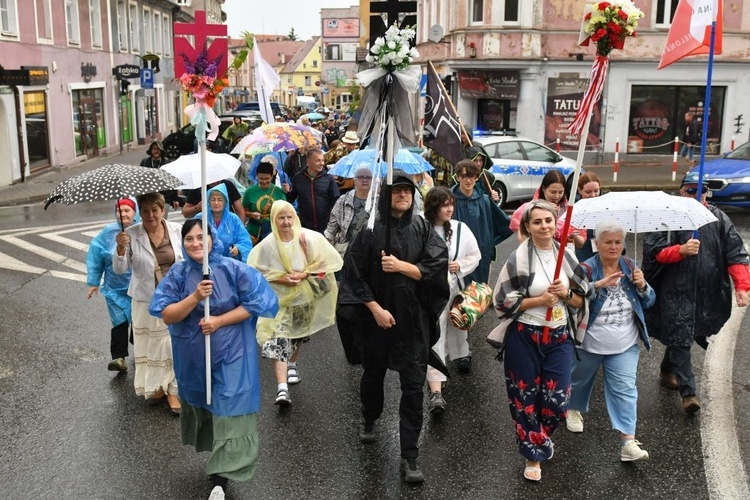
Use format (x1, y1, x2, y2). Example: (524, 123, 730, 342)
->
(544, 76, 602, 150)
(323, 18, 360, 38)
(113, 64, 141, 79)
(0, 66, 49, 86)
(457, 70, 520, 100)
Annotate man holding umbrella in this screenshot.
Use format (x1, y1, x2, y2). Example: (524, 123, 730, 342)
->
(643, 172, 750, 414)
(338, 170, 449, 484)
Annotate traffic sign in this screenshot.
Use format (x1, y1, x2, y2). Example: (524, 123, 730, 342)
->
(140, 68, 154, 89)
(420, 74, 427, 97)
(322, 88, 330, 94)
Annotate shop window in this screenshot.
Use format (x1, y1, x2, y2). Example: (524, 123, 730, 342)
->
(325, 44, 342, 61)
(90, 0, 102, 48)
(72, 88, 105, 157)
(65, 0, 80, 44)
(656, 0, 679, 27)
(628, 85, 726, 154)
(35, 0, 52, 42)
(471, 0, 483, 24)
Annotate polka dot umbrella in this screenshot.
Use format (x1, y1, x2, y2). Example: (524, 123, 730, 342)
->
(43, 163, 183, 209)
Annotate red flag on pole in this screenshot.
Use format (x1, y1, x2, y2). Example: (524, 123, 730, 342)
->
(658, 0, 722, 69)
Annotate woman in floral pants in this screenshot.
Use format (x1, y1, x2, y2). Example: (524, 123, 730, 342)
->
(489, 200, 589, 482)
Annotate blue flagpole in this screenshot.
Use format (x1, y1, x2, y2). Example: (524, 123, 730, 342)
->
(695, 20, 717, 202)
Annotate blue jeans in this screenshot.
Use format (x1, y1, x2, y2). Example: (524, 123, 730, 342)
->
(569, 343, 640, 436)
(680, 143, 695, 162)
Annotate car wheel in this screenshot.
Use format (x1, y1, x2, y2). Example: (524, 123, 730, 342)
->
(496, 183, 507, 208)
(165, 143, 181, 160)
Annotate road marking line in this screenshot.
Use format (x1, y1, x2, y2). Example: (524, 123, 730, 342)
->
(47, 270, 87, 282)
(0, 251, 46, 275)
(0, 220, 108, 235)
(702, 304, 750, 500)
(0, 235, 87, 273)
(38, 233, 90, 253)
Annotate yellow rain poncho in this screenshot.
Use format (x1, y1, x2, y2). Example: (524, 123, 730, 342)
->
(247, 200, 343, 345)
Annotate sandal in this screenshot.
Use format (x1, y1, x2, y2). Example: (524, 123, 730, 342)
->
(167, 394, 181, 416)
(275, 389, 292, 406)
(287, 366, 301, 385)
(523, 462, 541, 482)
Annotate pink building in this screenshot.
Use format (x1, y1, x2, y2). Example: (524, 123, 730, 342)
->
(416, 0, 750, 158)
(0, 0, 190, 187)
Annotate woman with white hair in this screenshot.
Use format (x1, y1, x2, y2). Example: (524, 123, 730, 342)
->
(324, 165, 372, 257)
(569, 221, 655, 462)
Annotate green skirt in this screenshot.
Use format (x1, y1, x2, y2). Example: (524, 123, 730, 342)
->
(180, 402, 260, 482)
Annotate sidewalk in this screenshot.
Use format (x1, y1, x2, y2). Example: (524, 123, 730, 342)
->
(0, 147, 148, 207)
(0, 149, 691, 208)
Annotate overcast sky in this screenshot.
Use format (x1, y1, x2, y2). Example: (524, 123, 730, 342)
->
(223, 0, 357, 40)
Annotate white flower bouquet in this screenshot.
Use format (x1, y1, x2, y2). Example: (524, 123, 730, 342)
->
(365, 23, 419, 72)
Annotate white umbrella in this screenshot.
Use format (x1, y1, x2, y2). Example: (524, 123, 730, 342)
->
(570, 190, 718, 263)
(161, 151, 241, 189)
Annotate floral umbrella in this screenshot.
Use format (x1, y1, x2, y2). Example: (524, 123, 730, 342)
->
(231, 122, 323, 158)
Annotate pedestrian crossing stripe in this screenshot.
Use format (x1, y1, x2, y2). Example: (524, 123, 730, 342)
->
(0, 213, 185, 283)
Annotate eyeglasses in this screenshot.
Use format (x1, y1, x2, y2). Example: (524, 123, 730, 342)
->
(355, 176, 373, 180)
(683, 186, 707, 195)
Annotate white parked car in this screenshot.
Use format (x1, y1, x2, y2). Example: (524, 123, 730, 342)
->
(474, 135, 578, 207)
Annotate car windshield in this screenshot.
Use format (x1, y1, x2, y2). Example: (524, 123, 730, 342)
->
(726, 141, 750, 160)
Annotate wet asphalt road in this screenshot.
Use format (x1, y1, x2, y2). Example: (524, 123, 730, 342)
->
(1, 202, 750, 500)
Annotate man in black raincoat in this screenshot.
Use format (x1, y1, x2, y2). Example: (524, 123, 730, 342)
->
(338, 171, 449, 484)
(643, 173, 750, 414)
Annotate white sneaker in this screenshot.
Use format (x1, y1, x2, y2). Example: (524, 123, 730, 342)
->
(621, 440, 649, 462)
(566, 409, 584, 433)
(287, 365, 301, 385)
(208, 485, 225, 500)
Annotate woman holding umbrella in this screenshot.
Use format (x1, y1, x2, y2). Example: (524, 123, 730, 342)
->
(86, 198, 140, 373)
(114, 192, 183, 414)
(247, 200, 343, 406)
(492, 200, 589, 482)
(567, 220, 655, 462)
(149, 219, 278, 500)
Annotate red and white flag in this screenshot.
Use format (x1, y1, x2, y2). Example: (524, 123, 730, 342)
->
(658, 0, 722, 69)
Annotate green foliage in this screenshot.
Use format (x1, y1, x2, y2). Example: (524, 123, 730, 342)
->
(288, 27, 299, 41)
(347, 82, 361, 114)
(228, 32, 254, 74)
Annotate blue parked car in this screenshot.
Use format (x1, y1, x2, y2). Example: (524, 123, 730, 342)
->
(688, 140, 750, 208)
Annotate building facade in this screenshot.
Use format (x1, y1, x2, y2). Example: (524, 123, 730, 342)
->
(279, 37, 323, 110)
(320, 7, 361, 111)
(415, 0, 750, 159)
(0, 0, 202, 187)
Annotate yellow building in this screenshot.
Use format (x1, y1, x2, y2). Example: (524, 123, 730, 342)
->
(279, 37, 323, 110)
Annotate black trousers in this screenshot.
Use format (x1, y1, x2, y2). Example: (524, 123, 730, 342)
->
(111, 320, 131, 360)
(661, 345, 696, 397)
(360, 353, 426, 459)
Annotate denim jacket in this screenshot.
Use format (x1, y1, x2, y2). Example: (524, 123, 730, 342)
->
(580, 255, 656, 351)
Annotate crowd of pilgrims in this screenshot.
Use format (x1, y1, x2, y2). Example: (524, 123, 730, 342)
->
(84, 125, 749, 498)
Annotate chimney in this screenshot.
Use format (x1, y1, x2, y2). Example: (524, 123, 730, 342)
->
(280, 53, 286, 64)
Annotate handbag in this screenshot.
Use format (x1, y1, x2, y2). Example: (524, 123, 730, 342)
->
(448, 223, 493, 330)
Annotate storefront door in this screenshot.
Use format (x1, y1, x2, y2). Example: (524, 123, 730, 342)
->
(23, 90, 50, 171)
(72, 88, 105, 157)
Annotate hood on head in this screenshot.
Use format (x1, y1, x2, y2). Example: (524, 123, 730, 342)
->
(377, 169, 416, 222)
(206, 183, 230, 221)
(269, 200, 302, 242)
(183, 219, 225, 268)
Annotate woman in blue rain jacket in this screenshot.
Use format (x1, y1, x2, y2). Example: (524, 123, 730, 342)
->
(196, 183, 253, 261)
(149, 219, 278, 497)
